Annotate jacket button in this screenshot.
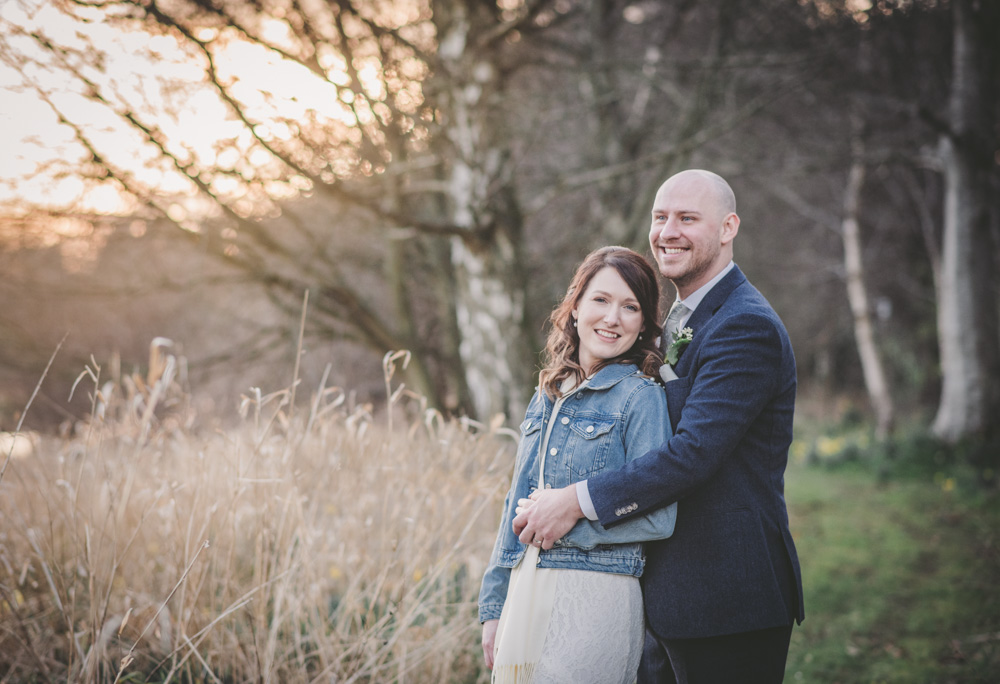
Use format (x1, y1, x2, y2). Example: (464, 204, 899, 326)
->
(586, 425, 595, 433)
(561, 417, 570, 425)
(545, 484, 552, 489)
(549, 448, 558, 456)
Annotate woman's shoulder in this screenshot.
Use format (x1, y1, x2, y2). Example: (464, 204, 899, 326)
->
(618, 364, 663, 389)
(617, 364, 667, 400)
(595, 364, 663, 401)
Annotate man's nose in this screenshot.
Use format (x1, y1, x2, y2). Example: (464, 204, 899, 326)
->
(651, 218, 677, 241)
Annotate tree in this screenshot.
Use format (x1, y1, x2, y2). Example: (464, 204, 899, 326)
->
(7, 0, 990, 446)
(0, 0, 566, 420)
(4, 0, 793, 422)
(931, 0, 1000, 443)
(841, 127, 894, 439)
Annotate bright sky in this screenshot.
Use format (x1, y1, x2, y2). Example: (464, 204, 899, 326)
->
(0, 0, 352, 216)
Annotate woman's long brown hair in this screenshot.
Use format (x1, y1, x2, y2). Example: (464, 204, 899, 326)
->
(539, 246, 664, 398)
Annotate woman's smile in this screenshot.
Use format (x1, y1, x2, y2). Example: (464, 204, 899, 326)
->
(573, 267, 644, 375)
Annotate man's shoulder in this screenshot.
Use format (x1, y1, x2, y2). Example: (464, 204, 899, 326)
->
(703, 282, 791, 348)
(719, 276, 783, 321)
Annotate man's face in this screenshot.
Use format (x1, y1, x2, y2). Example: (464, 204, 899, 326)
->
(648, 175, 737, 298)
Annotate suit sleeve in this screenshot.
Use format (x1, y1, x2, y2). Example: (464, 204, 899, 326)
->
(587, 312, 783, 527)
(560, 382, 677, 548)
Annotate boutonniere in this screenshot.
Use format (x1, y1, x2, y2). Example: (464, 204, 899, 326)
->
(666, 327, 694, 365)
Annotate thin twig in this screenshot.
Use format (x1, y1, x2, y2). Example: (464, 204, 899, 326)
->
(0, 335, 65, 485)
(112, 540, 211, 684)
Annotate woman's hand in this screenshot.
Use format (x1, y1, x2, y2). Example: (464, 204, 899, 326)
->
(482, 619, 500, 669)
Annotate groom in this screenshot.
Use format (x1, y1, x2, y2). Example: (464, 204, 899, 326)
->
(513, 169, 804, 683)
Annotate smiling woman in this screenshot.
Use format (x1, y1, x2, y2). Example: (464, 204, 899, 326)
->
(572, 267, 646, 376)
(479, 246, 673, 682)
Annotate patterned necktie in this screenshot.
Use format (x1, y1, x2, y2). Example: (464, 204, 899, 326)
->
(662, 301, 690, 351)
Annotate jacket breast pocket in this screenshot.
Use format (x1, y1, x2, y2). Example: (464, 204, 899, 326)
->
(567, 418, 616, 478)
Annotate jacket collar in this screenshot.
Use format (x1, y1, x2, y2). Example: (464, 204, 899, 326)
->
(684, 264, 746, 334)
(581, 362, 641, 390)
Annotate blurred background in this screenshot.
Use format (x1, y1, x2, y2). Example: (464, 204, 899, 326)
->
(1, 1, 999, 681)
(1, 0, 997, 447)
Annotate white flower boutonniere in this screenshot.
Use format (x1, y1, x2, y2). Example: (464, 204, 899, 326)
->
(666, 327, 694, 366)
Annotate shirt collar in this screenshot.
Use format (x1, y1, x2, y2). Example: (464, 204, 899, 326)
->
(672, 260, 735, 323)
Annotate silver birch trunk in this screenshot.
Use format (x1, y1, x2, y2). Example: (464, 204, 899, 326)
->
(435, 2, 531, 422)
(932, 0, 1000, 442)
(841, 141, 894, 439)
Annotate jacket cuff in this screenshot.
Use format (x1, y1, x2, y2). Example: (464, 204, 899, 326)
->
(478, 603, 504, 623)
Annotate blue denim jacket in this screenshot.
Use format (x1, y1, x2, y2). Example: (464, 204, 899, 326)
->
(478, 362, 676, 623)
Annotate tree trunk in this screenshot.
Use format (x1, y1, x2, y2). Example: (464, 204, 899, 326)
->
(932, 0, 1000, 443)
(841, 133, 894, 439)
(433, 1, 533, 422)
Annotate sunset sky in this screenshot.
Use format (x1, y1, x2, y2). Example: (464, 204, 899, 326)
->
(0, 0, 349, 215)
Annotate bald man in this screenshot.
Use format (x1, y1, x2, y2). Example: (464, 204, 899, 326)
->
(514, 170, 804, 683)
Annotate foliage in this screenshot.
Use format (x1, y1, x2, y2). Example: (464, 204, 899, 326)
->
(796, 414, 1000, 489)
(0, 351, 514, 682)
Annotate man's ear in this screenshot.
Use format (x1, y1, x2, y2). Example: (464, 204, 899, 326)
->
(721, 212, 740, 245)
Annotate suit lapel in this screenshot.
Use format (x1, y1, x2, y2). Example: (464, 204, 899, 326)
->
(674, 265, 747, 373)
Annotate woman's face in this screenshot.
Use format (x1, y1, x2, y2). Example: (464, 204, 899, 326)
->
(572, 266, 645, 375)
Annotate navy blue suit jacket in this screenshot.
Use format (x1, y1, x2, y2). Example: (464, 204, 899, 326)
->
(587, 265, 804, 639)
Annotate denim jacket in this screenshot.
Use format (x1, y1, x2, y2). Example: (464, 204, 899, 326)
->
(478, 362, 676, 623)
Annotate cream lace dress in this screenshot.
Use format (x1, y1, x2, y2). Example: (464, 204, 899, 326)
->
(491, 379, 644, 684)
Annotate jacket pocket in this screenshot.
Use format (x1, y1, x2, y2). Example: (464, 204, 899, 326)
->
(567, 418, 616, 478)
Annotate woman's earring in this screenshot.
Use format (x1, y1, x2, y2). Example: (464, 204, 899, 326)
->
(573, 320, 577, 327)
(639, 333, 643, 340)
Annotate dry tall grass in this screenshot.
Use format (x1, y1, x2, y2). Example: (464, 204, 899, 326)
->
(0, 345, 514, 683)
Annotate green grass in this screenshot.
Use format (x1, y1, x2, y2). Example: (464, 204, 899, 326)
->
(785, 460, 1000, 683)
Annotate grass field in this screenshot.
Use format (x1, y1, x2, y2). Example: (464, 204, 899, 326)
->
(1, 356, 998, 682)
(786, 457, 1000, 683)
